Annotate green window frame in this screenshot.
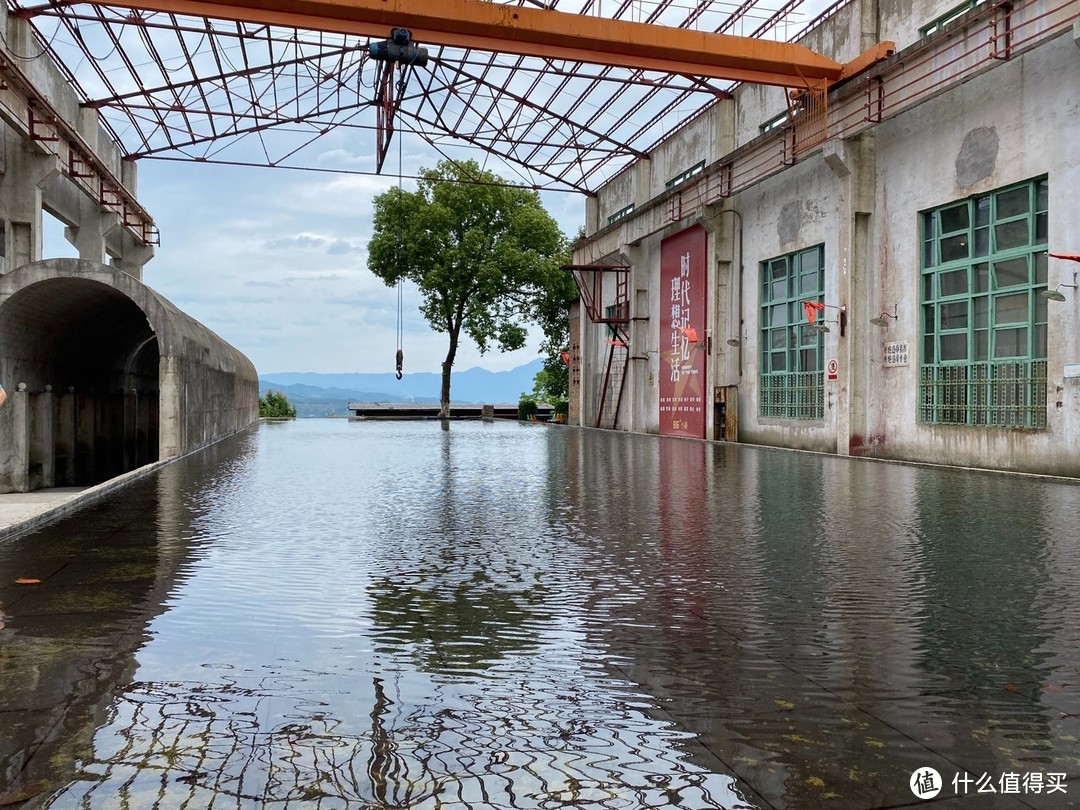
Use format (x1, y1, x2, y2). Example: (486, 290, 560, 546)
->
(919, 177, 1049, 429)
(665, 160, 705, 189)
(607, 203, 634, 225)
(759, 245, 825, 420)
(920, 0, 985, 37)
(759, 110, 787, 135)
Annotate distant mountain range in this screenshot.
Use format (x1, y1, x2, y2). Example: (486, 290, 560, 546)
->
(259, 358, 544, 417)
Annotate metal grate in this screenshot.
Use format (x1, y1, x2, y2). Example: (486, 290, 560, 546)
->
(760, 371, 824, 420)
(919, 360, 1047, 428)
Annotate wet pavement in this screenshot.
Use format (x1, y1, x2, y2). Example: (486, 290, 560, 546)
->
(2, 419, 1080, 808)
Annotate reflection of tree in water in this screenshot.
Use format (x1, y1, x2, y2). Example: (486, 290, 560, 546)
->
(367, 573, 550, 672)
(45, 671, 752, 809)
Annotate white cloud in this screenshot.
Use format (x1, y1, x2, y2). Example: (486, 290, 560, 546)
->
(107, 159, 571, 376)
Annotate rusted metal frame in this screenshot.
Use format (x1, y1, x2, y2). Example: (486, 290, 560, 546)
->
(123, 97, 376, 158)
(204, 15, 247, 129)
(53, 11, 156, 152)
(72, 0, 845, 87)
(91, 5, 178, 151)
(374, 59, 397, 172)
(405, 105, 588, 191)
(513, 0, 681, 167)
(170, 11, 223, 135)
(446, 48, 499, 136)
(133, 13, 207, 144)
(444, 62, 647, 161)
(270, 101, 369, 166)
(714, 0, 762, 35)
(0, 50, 157, 244)
(411, 56, 470, 142)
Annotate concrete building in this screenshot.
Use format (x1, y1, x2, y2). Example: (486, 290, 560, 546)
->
(570, 0, 1080, 477)
(0, 8, 258, 493)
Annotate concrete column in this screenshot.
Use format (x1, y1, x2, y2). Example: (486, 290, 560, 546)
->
(56, 387, 77, 486)
(75, 391, 96, 485)
(105, 220, 154, 282)
(63, 197, 120, 265)
(10, 384, 31, 492)
(0, 138, 61, 275)
(159, 355, 182, 460)
(32, 386, 56, 488)
(123, 388, 138, 471)
(824, 134, 876, 456)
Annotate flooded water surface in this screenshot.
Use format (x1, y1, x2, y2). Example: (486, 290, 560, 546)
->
(2, 419, 1080, 808)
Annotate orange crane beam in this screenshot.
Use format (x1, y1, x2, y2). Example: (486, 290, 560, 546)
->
(70, 0, 891, 89)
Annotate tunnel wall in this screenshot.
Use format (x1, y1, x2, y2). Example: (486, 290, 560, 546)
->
(0, 259, 258, 492)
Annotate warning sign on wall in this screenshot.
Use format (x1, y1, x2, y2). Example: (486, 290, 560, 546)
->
(827, 358, 839, 381)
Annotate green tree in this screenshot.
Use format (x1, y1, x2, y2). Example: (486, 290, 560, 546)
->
(259, 389, 296, 418)
(368, 160, 566, 417)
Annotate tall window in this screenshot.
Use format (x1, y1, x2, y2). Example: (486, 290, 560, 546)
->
(920, 177, 1048, 429)
(760, 245, 825, 419)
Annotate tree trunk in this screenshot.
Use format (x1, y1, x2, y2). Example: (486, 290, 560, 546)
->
(440, 332, 459, 419)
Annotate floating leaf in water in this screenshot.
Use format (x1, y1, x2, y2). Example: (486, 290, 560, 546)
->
(807, 776, 825, 788)
(1004, 683, 1022, 693)
(775, 699, 795, 711)
(14, 578, 41, 585)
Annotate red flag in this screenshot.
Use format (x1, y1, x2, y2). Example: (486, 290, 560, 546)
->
(1049, 253, 1080, 263)
(677, 326, 700, 344)
(560, 351, 570, 366)
(803, 300, 826, 324)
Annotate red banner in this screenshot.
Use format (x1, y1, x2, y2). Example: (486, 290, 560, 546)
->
(659, 225, 707, 438)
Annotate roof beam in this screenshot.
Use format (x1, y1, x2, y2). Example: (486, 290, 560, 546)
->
(47, 0, 871, 89)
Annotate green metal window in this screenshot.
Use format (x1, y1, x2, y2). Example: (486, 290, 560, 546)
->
(665, 160, 705, 189)
(920, 0, 986, 37)
(919, 177, 1049, 429)
(759, 110, 787, 135)
(759, 245, 825, 419)
(607, 203, 634, 225)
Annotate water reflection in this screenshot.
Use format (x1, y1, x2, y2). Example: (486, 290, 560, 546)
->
(1, 420, 1079, 808)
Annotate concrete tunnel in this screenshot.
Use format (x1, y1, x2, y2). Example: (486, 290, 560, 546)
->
(0, 258, 259, 493)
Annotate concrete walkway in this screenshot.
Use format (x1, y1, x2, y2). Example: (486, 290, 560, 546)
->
(0, 460, 169, 540)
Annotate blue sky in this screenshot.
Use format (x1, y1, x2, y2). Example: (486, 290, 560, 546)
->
(44, 141, 585, 376)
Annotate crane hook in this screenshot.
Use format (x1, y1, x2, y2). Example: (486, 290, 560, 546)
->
(395, 348, 404, 381)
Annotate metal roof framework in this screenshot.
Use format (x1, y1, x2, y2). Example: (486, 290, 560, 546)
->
(7, 0, 858, 195)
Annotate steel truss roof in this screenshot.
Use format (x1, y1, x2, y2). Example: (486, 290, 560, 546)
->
(8, 0, 852, 194)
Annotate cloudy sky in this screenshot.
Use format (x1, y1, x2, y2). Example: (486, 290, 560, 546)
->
(45, 135, 586, 377)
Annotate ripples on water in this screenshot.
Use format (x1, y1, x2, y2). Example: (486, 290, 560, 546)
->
(2, 419, 1080, 809)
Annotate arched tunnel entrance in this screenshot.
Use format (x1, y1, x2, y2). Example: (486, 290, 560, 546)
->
(0, 277, 160, 488)
(0, 259, 259, 494)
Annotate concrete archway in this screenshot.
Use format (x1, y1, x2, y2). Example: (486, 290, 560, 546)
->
(0, 259, 258, 492)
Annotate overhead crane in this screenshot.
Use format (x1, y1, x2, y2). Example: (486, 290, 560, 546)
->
(26, 0, 894, 90)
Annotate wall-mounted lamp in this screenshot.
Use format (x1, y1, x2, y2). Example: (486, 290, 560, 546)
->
(726, 336, 746, 347)
(1043, 256, 1080, 301)
(870, 304, 899, 327)
(1041, 273, 1078, 301)
(803, 301, 846, 336)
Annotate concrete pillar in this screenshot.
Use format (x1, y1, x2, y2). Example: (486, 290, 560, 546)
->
(75, 391, 95, 485)
(56, 387, 77, 486)
(10, 384, 30, 492)
(0, 139, 61, 275)
(63, 197, 120, 265)
(105, 220, 154, 282)
(32, 386, 56, 488)
(159, 355, 182, 460)
(123, 389, 138, 470)
(824, 134, 876, 456)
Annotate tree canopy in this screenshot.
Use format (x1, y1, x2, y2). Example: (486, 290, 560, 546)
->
(259, 389, 296, 418)
(368, 160, 568, 416)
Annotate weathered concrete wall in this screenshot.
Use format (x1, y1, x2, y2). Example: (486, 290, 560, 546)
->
(865, 34, 1080, 476)
(573, 0, 1080, 477)
(0, 259, 258, 492)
